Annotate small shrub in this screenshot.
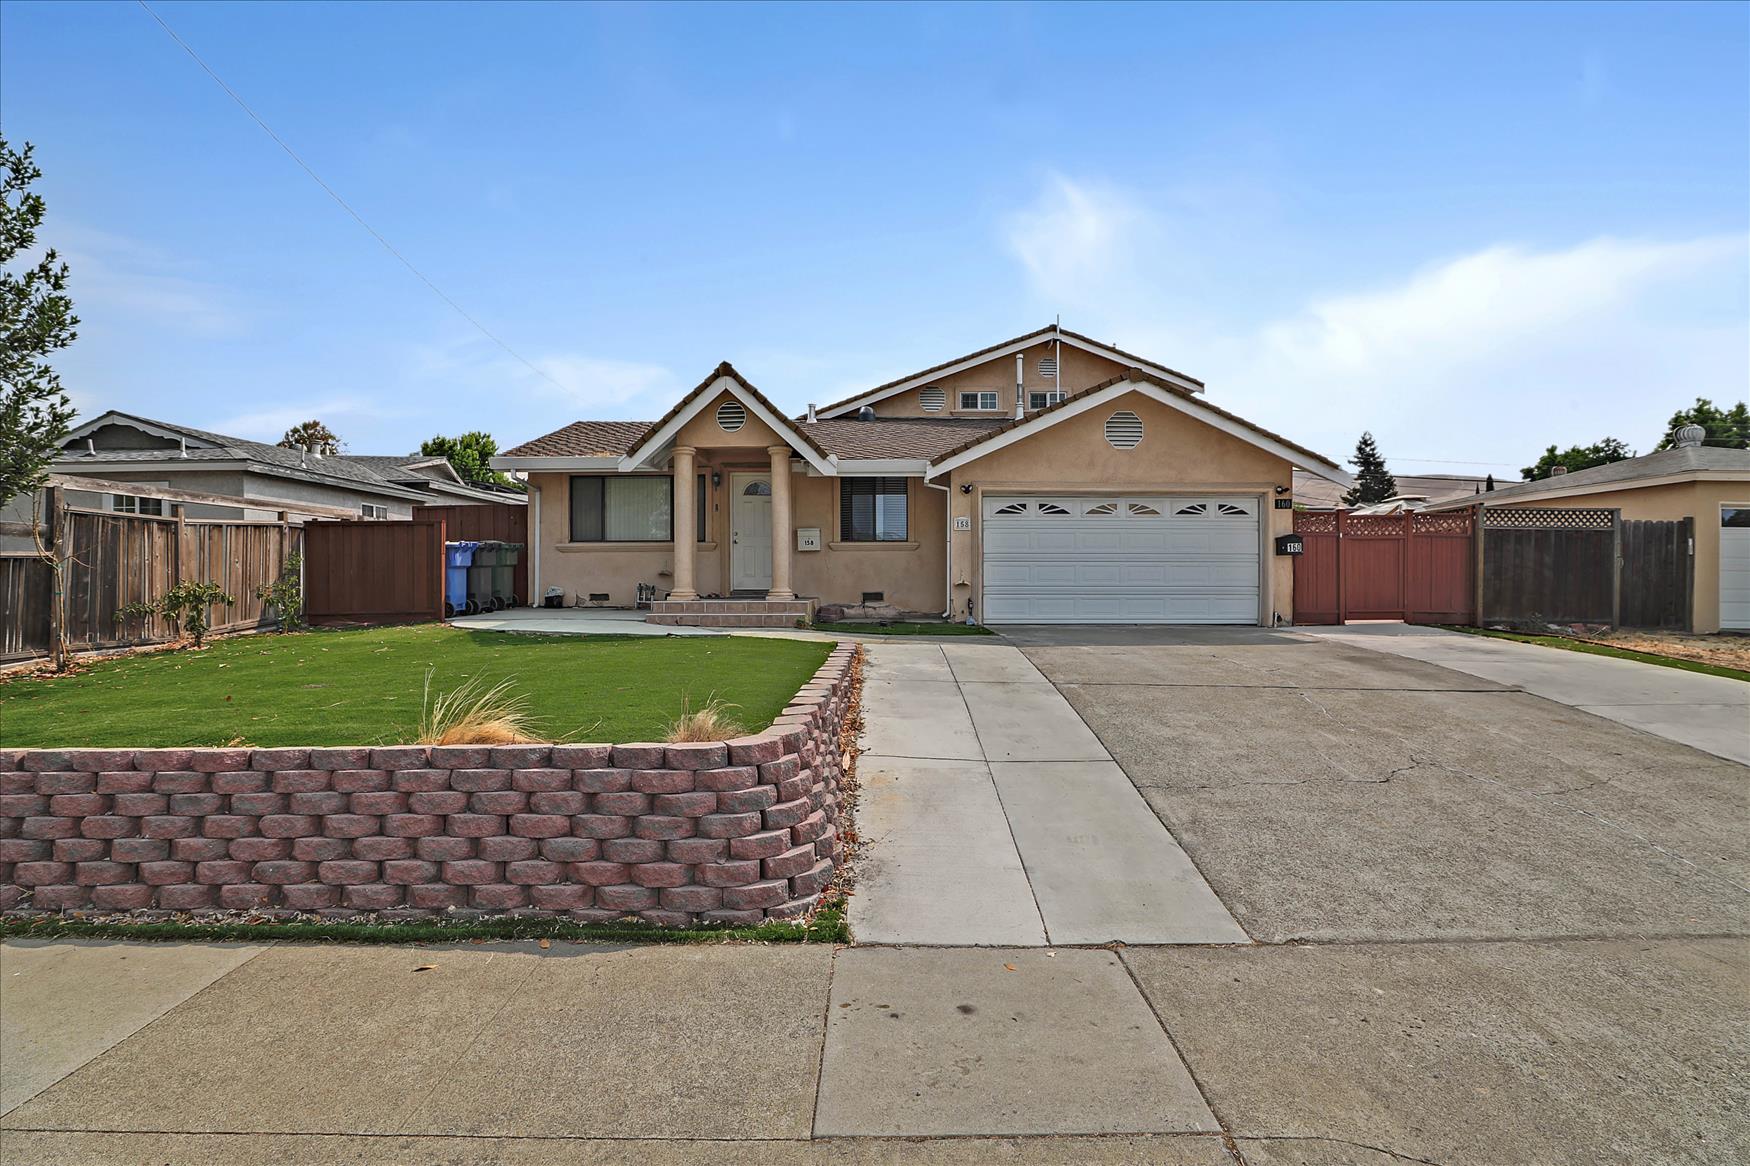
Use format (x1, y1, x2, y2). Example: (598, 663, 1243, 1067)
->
(664, 695, 743, 743)
(116, 580, 236, 648)
(255, 552, 305, 631)
(415, 668, 541, 745)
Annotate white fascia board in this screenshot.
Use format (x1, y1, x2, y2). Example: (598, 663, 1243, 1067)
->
(822, 332, 1204, 419)
(832, 459, 929, 476)
(1425, 469, 1742, 511)
(925, 380, 1353, 487)
(490, 455, 622, 471)
(618, 376, 837, 476)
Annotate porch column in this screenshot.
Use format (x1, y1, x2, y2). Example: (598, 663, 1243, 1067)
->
(766, 444, 795, 599)
(669, 445, 698, 600)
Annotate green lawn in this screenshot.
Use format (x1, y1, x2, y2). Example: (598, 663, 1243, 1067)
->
(1445, 626, 1750, 683)
(0, 626, 832, 748)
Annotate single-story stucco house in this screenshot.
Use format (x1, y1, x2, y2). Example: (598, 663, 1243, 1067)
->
(54, 411, 524, 521)
(1426, 430, 1750, 633)
(492, 326, 1352, 627)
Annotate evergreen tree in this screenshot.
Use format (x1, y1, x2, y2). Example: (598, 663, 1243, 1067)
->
(1341, 431, 1396, 506)
(1653, 397, 1749, 450)
(0, 138, 78, 503)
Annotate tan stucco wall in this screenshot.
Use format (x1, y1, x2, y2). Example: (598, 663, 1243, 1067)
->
(941, 388, 1296, 625)
(866, 342, 1129, 419)
(1494, 479, 1750, 633)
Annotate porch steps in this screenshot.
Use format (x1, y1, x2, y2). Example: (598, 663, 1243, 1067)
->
(647, 597, 818, 628)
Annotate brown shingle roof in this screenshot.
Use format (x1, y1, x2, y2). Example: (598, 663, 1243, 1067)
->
(501, 420, 652, 458)
(928, 369, 1344, 472)
(624, 362, 831, 464)
(804, 417, 1010, 460)
(816, 325, 1206, 417)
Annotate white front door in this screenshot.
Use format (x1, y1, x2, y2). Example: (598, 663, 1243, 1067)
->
(731, 474, 774, 592)
(981, 494, 1262, 624)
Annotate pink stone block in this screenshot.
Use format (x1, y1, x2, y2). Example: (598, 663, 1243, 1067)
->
(488, 745, 549, 769)
(37, 772, 98, 795)
(602, 838, 663, 864)
(665, 742, 729, 771)
(666, 837, 728, 864)
(352, 836, 415, 861)
(611, 744, 666, 769)
(159, 883, 215, 910)
(201, 815, 258, 840)
(791, 857, 834, 897)
(696, 860, 761, 888)
(287, 791, 345, 815)
(569, 861, 630, 886)
(189, 749, 251, 774)
(408, 791, 469, 815)
(631, 769, 694, 795)
(383, 859, 441, 885)
(341, 883, 403, 910)
(384, 814, 444, 838)
(391, 768, 450, 793)
(721, 879, 787, 911)
(528, 791, 586, 816)
(426, 745, 491, 769)
(695, 766, 760, 792)
(765, 798, 810, 830)
(173, 838, 230, 861)
(595, 884, 658, 911)
(211, 771, 270, 794)
(659, 885, 723, 912)
(322, 814, 381, 839)
(726, 736, 784, 766)
(48, 793, 109, 816)
(629, 862, 688, 888)
(370, 747, 430, 770)
(229, 792, 287, 816)
(317, 860, 379, 886)
(716, 785, 777, 814)
(509, 814, 571, 839)
(572, 814, 631, 839)
(111, 792, 169, 817)
(415, 836, 474, 861)
(652, 791, 716, 818)
(450, 768, 511, 793)
(764, 844, 817, 881)
(22, 817, 78, 840)
(196, 860, 252, 884)
(217, 883, 273, 910)
(531, 884, 593, 909)
(0, 838, 50, 863)
(331, 768, 391, 793)
(96, 771, 153, 794)
(468, 883, 528, 910)
(698, 812, 761, 839)
(257, 815, 319, 839)
(139, 860, 194, 885)
(280, 883, 341, 910)
(292, 837, 349, 862)
(408, 883, 466, 909)
(252, 860, 316, 885)
(574, 768, 632, 794)
(76, 860, 133, 886)
(131, 748, 195, 772)
(633, 816, 694, 841)
(505, 859, 564, 885)
(511, 768, 571, 793)
(348, 791, 408, 815)
(440, 859, 501, 885)
(271, 770, 331, 794)
(228, 837, 292, 861)
(92, 884, 154, 911)
(550, 744, 612, 768)
(30, 884, 88, 910)
(469, 791, 528, 815)
(446, 813, 505, 838)
(14, 861, 74, 886)
(729, 828, 791, 861)
(477, 835, 538, 861)
(53, 838, 106, 863)
(538, 837, 600, 862)
(591, 791, 651, 816)
(310, 748, 372, 770)
(249, 748, 310, 772)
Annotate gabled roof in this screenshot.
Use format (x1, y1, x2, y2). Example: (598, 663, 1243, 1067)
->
(501, 421, 654, 458)
(616, 363, 836, 474)
(803, 417, 1009, 461)
(1423, 445, 1750, 511)
(923, 369, 1349, 482)
(816, 324, 1205, 418)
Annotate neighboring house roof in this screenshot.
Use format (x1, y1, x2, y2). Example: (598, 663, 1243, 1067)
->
(924, 369, 1348, 481)
(815, 324, 1205, 418)
(1293, 469, 1489, 511)
(1423, 445, 1750, 511)
(56, 411, 523, 506)
(802, 417, 1010, 461)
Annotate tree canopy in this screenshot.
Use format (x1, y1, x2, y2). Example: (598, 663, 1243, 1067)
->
(1342, 431, 1397, 506)
(1520, 437, 1634, 481)
(278, 419, 342, 456)
(1653, 398, 1749, 451)
(0, 137, 78, 504)
(420, 431, 522, 490)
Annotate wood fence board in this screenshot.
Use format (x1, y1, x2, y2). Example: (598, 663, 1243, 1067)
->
(413, 504, 527, 605)
(303, 519, 445, 626)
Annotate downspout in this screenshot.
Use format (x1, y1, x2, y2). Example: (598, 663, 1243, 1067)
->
(924, 477, 952, 618)
(529, 483, 542, 605)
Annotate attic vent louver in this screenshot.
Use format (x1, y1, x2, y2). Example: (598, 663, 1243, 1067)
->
(1038, 355, 1057, 378)
(1104, 410, 1143, 450)
(919, 386, 945, 412)
(716, 401, 747, 432)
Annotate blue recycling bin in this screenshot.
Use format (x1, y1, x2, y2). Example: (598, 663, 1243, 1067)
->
(444, 541, 480, 618)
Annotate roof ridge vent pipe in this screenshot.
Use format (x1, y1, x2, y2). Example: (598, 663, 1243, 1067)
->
(806, 403, 818, 425)
(1014, 353, 1025, 419)
(1674, 423, 1706, 448)
(300, 444, 310, 468)
(178, 436, 188, 459)
(86, 437, 97, 456)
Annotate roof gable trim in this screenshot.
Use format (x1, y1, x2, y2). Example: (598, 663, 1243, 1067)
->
(619, 365, 837, 475)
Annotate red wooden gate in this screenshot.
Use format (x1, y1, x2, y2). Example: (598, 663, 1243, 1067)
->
(304, 518, 446, 626)
(1292, 509, 1476, 625)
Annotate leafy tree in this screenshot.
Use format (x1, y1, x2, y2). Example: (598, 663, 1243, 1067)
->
(420, 430, 522, 490)
(1520, 437, 1633, 481)
(1341, 431, 1397, 506)
(278, 419, 342, 455)
(1653, 397, 1749, 450)
(0, 137, 78, 504)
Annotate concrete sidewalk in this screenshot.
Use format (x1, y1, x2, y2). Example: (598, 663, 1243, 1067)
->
(1306, 623, 1750, 764)
(850, 641, 1246, 946)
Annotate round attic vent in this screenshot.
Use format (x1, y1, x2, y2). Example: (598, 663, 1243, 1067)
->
(1674, 423, 1706, 448)
(1104, 410, 1143, 450)
(716, 400, 747, 432)
(919, 386, 945, 412)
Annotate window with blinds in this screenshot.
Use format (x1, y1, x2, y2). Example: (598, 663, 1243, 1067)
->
(840, 477, 909, 541)
(569, 475, 674, 542)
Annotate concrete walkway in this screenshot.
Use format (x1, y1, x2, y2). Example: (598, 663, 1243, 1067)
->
(850, 641, 1245, 946)
(1306, 623, 1750, 765)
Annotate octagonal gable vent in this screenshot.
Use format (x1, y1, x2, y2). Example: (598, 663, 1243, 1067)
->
(716, 400, 747, 432)
(919, 386, 945, 412)
(1105, 410, 1143, 450)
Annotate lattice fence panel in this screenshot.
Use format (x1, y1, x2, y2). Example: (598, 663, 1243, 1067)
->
(1481, 507, 1614, 530)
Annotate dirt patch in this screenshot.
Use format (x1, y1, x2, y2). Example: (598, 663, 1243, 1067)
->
(1585, 630, 1750, 671)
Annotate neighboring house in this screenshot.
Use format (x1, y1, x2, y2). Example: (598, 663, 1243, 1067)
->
(493, 325, 1351, 626)
(1292, 469, 1489, 512)
(53, 412, 523, 521)
(1425, 430, 1750, 633)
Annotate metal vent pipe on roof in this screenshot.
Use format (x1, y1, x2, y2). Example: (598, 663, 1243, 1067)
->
(1674, 423, 1706, 448)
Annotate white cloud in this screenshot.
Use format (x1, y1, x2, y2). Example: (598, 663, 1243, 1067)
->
(999, 174, 1749, 472)
(1002, 173, 1154, 304)
(55, 224, 245, 338)
(212, 398, 385, 443)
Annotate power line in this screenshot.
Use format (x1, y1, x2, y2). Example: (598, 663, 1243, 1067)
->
(136, 0, 574, 397)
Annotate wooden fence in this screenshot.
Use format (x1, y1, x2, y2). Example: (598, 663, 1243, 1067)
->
(303, 519, 446, 626)
(2, 486, 302, 663)
(413, 502, 527, 606)
(1479, 508, 1618, 626)
(1619, 518, 1694, 630)
(1291, 509, 1476, 625)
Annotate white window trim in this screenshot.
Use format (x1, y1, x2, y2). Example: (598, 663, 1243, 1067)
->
(1028, 390, 1068, 410)
(958, 390, 1001, 412)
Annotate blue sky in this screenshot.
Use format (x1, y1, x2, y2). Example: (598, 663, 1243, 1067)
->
(3, 1, 1746, 475)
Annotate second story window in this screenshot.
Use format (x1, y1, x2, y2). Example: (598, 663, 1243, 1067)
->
(959, 390, 999, 411)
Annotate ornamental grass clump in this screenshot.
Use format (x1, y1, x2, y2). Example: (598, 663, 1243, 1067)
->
(414, 668, 542, 745)
(663, 695, 744, 743)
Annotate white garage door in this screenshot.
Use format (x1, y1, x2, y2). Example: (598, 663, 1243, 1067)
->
(1721, 506, 1750, 630)
(981, 495, 1261, 624)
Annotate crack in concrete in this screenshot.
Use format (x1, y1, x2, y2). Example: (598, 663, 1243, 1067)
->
(1241, 1133, 1448, 1165)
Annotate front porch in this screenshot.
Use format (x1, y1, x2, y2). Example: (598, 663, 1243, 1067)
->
(647, 596, 819, 628)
